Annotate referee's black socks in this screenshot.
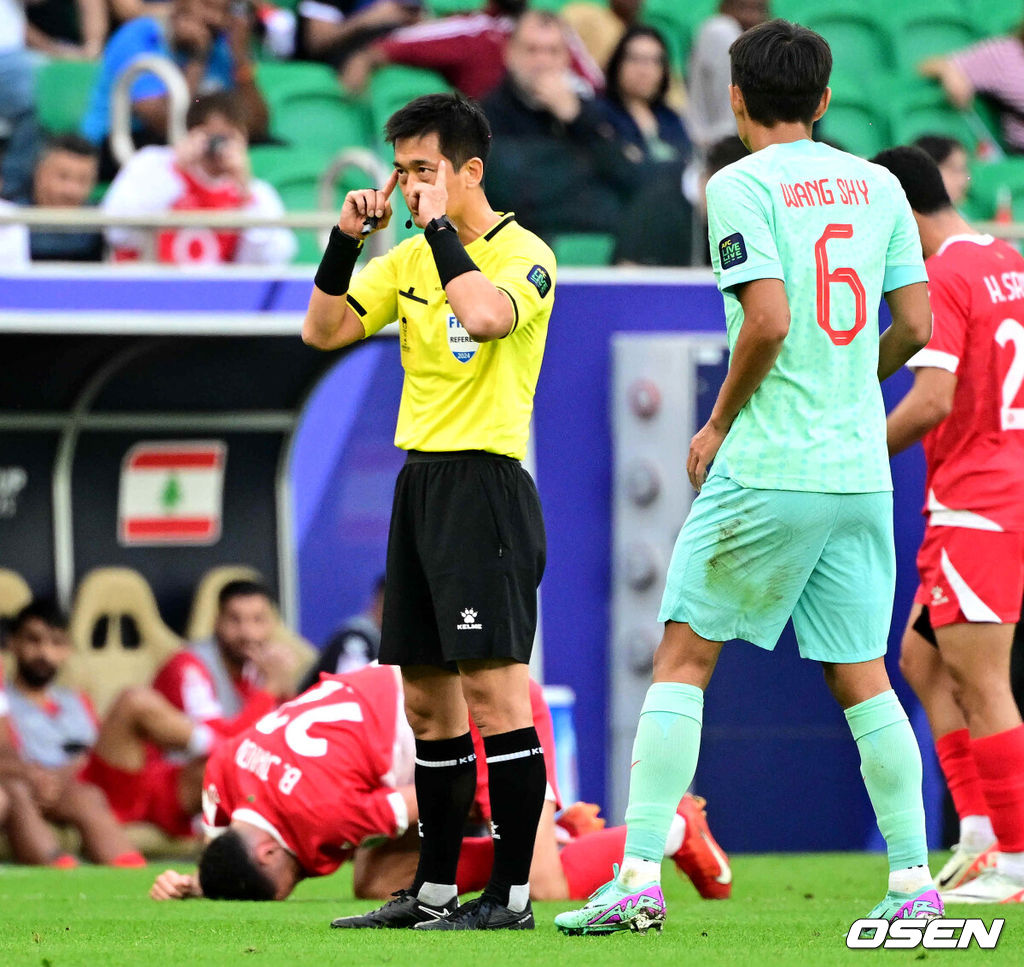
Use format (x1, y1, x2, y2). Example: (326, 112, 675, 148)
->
(411, 732, 477, 904)
(481, 726, 547, 912)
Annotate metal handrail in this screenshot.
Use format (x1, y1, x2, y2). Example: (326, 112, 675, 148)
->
(109, 55, 190, 167)
(0, 208, 347, 230)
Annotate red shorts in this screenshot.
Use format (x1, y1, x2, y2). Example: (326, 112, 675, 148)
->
(81, 753, 194, 839)
(914, 526, 1024, 628)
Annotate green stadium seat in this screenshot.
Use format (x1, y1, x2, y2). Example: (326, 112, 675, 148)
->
(257, 61, 338, 104)
(801, 11, 896, 76)
(424, 0, 484, 14)
(368, 65, 451, 140)
(550, 232, 615, 267)
(963, 158, 1024, 222)
(273, 93, 373, 155)
(819, 77, 891, 158)
(36, 60, 101, 133)
(965, 0, 1022, 39)
(890, 13, 981, 74)
(887, 86, 978, 153)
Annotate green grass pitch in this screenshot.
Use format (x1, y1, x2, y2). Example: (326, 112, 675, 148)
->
(0, 853, 1019, 967)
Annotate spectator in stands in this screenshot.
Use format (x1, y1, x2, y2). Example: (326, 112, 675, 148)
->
(295, 0, 420, 70)
(152, 578, 296, 737)
(25, 0, 108, 59)
(561, 0, 640, 72)
(687, 0, 768, 151)
(14, 133, 104, 261)
(0, 197, 30, 264)
(2, 599, 148, 867)
(299, 575, 384, 691)
(80, 0, 269, 177)
(596, 24, 692, 264)
(0, 0, 43, 200)
(101, 92, 297, 264)
(913, 134, 970, 209)
(920, 26, 1024, 155)
(688, 133, 747, 264)
(0, 658, 78, 867)
(483, 11, 636, 248)
(339, 0, 603, 102)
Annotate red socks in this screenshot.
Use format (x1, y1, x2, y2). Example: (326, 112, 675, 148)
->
(973, 724, 1024, 854)
(111, 851, 147, 868)
(935, 729, 988, 819)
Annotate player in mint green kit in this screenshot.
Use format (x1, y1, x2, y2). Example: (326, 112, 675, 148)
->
(556, 19, 941, 936)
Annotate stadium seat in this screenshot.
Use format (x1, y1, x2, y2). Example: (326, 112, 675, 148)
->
(186, 565, 317, 692)
(887, 85, 978, 154)
(65, 567, 181, 715)
(270, 93, 373, 155)
(368, 65, 451, 139)
(425, 0, 485, 14)
(0, 567, 31, 620)
(963, 158, 1024, 222)
(819, 83, 891, 159)
(257, 60, 338, 103)
(35, 60, 100, 133)
(801, 11, 896, 76)
(550, 232, 616, 267)
(890, 13, 981, 75)
(965, 0, 1021, 39)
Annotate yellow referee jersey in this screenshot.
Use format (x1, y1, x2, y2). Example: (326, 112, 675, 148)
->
(347, 213, 556, 461)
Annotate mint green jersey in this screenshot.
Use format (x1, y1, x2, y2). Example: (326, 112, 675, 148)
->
(706, 139, 926, 493)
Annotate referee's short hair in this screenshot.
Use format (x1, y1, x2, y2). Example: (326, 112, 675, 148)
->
(385, 92, 492, 170)
(872, 146, 952, 216)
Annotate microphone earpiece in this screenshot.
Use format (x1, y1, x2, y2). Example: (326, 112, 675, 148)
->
(405, 218, 413, 229)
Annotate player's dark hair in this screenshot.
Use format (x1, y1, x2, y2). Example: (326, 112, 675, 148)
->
(871, 146, 952, 216)
(385, 92, 491, 170)
(38, 133, 98, 162)
(10, 598, 68, 635)
(186, 92, 248, 134)
(706, 135, 749, 177)
(606, 25, 671, 107)
(911, 134, 964, 167)
(729, 19, 831, 126)
(218, 579, 274, 609)
(198, 829, 278, 901)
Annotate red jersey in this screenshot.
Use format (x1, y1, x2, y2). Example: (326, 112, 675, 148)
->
(911, 234, 1024, 532)
(202, 665, 413, 877)
(153, 645, 277, 739)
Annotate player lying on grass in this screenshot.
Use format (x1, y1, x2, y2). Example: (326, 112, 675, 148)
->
(148, 663, 731, 904)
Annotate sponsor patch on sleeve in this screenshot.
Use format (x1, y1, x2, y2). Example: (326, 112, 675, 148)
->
(527, 264, 552, 298)
(718, 233, 747, 270)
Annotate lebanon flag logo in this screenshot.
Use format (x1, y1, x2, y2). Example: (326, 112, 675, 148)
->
(118, 441, 226, 545)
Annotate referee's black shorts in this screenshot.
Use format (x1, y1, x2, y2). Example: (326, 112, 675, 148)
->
(378, 449, 546, 669)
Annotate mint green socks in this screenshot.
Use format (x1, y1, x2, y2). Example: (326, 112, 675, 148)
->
(623, 682, 704, 862)
(845, 689, 928, 871)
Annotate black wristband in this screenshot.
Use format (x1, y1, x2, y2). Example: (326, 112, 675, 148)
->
(314, 226, 363, 296)
(425, 223, 478, 288)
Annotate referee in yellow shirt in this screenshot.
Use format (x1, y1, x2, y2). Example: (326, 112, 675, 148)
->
(303, 92, 555, 931)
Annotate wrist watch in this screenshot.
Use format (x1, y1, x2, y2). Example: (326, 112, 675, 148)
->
(424, 214, 456, 237)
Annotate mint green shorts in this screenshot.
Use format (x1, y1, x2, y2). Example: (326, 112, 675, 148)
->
(658, 473, 895, 663)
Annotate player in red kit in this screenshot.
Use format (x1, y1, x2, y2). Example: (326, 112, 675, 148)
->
(875, 146, 1024, 904)
(149, 664, 730, 904)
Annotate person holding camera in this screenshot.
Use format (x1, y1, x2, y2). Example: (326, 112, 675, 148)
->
(100, 91, 296, 264)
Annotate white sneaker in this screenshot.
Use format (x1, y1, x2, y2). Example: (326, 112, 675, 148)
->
(935, 841, 998, 891)
(941, 866, 1024, 904)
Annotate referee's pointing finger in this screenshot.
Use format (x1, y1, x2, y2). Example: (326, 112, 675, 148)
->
(383, 169, 399, 199)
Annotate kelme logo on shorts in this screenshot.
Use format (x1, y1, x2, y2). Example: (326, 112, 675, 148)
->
(457, 607, 483, 631)
(527, 264, 551, 298)
(448, 313, 478, 363)
(719, 233, 747, 269)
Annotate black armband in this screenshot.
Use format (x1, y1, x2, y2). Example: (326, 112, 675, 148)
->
(314, 226, 363, 296)
(425, 216, 479, 287)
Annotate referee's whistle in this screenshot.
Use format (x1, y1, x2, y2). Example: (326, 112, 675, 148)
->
(360, 216, 380, 236)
